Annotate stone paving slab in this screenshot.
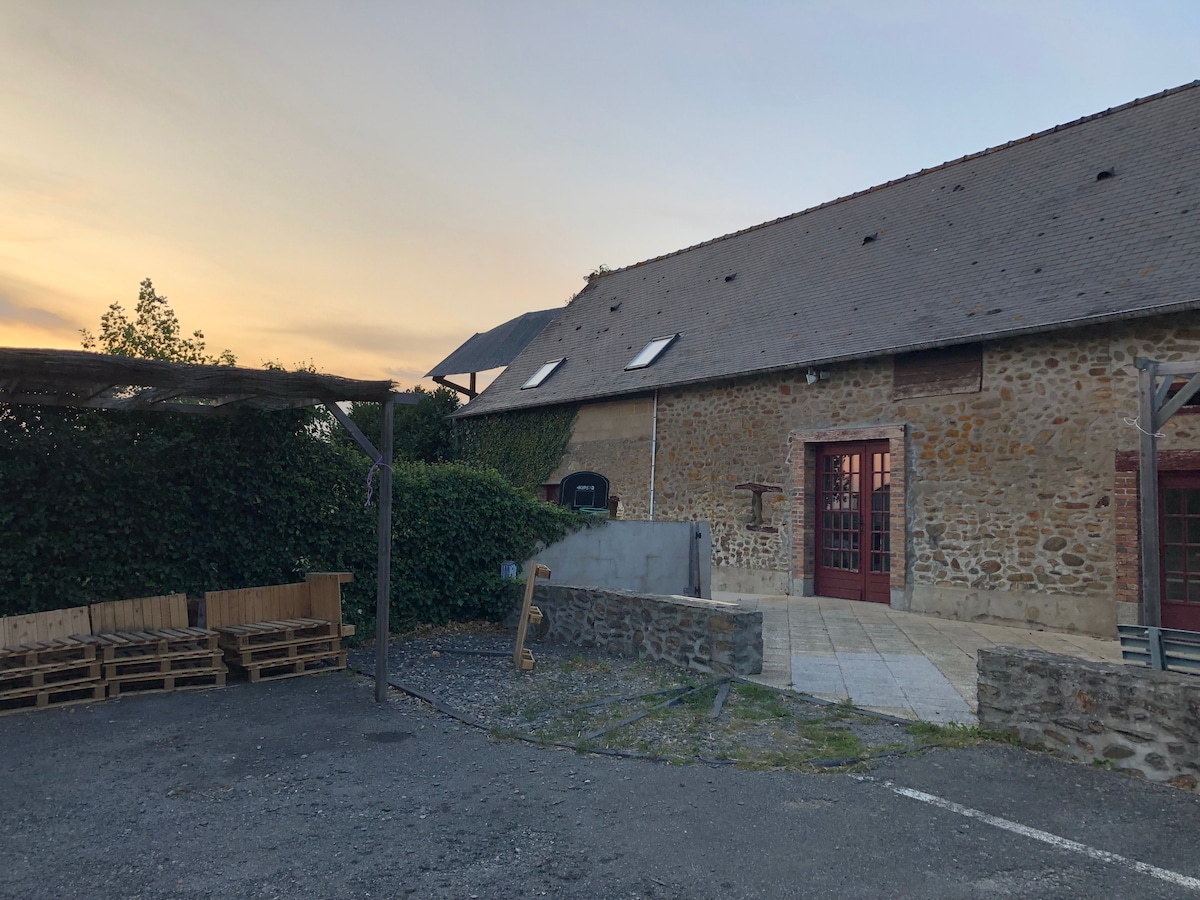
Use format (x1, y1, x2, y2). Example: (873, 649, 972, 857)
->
(719, 592, 1121, 726)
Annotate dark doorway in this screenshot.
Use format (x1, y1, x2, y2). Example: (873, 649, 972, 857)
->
(1160, 471, 1200, 630)
(814, 442, 891, 603)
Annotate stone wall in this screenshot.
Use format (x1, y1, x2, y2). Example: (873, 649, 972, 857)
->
(551, 312, 1200, 633)
(977, 647, 1200, 790)
(530, 584, 762, 676)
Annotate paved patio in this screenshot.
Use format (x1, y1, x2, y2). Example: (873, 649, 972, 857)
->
(716, 593, 1123, 725)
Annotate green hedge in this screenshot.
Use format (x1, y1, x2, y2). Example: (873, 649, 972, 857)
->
(0, 404, 586, 635)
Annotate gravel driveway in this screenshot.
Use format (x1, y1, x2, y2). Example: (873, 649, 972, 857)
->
(3, 635, 1198, 899)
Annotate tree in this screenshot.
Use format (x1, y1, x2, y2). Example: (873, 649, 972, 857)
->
(80, 278, 236, 365)
(347, 385, 461, 464)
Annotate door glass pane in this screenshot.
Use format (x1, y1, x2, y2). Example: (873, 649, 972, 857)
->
(1188, 491, 1200, 516)
(1166, 546, 1185, 573)
(1189, 579, 1200, 604)
(1166, 517, 1185, 543)
(1167, 576, 1186, 601)
(1188, 519, 1200, 544)
(1165, 490, 1183, 515)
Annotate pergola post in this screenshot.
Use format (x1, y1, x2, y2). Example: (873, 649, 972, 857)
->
(375, 395, 395, 702)
(1137, 359, 1162, 627)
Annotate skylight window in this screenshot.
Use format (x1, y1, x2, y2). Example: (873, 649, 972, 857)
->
(521, 358, 565, 390)
(625, 334, 679, 371)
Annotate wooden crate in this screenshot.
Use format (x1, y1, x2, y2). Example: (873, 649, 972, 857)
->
(0, 607, 94, 669)
(0, 682, 106, 717)
(245, 652, 348, 684)
(0, 658, 102, 694)
(205, 574, 352, 683)
(0, 607, 105, 713)
(88, 595, 226, 698)
(205, 573, 354, 635)
(107, 670, 227, 698)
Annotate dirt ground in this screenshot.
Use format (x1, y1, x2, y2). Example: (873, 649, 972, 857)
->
(2, 662, 1199, 899)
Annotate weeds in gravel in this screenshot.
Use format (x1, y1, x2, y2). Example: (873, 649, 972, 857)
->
(906, 721, 995, 749)
(511, 679, 919, 772)
(558, 654, 613, 675)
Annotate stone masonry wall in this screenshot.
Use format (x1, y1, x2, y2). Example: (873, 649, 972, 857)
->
(530, 584, 763, 676)
(554, 312, 1200, 631)
(978, 647, 1200, 791)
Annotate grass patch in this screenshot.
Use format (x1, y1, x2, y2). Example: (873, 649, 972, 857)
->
(906, 721, 997, 750)
(555, 654, 614, 675)
(797, 722, 862, 758)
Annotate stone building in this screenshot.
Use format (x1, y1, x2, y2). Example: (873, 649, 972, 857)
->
(452, 82, 1200, 637)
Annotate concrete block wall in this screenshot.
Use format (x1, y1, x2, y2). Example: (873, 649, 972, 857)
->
(978, 646, 1200, 791)
(531, 584, 763, 676)
(533, 520, 712, 599)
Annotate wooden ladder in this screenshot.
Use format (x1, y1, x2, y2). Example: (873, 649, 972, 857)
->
(513, 563, 550, 671)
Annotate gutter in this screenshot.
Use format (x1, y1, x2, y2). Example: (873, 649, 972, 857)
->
(649, 390, 658, 520)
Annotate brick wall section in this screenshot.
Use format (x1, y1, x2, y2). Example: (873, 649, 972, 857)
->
(978, 647, 1200, 791)
(1113, 468, 1141, 610)
(531, 584, 763, 676)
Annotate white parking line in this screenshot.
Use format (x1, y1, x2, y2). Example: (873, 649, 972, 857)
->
(890, 784, 1200, 891)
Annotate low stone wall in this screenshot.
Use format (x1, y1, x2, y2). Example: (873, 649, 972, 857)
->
(978, 647, 1200, 790)
(530, 584, 762, 676)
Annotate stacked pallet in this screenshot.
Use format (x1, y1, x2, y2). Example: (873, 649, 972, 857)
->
(88, 595, 227, 697)
(0, 608, 105, 716)
(206, 574, 352, 683)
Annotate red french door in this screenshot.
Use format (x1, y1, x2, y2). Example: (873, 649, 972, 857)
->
(1160, 472, 1200, 630)
(814, 442, 891, 603)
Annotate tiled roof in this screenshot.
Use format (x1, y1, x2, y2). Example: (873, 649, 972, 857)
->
(426, 308, 558, 377)
(456, 81, 1200, 417)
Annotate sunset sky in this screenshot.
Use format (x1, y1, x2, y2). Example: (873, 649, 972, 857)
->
(1, 1, 1197, 385)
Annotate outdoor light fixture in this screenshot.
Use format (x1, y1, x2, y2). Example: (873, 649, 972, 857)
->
(806, 367, 830, 385)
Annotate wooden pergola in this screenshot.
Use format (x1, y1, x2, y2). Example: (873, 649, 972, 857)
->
(0, 347, 418, 702)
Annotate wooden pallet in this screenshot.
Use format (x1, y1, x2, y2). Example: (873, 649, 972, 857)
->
(0, 658, 102, 695)
(0, 682, 106, 716)
(215, 618, 339, 650)
(107, 669, 227, 698)
(103, 650, 225, 680)
(223, 636, 341, 667)
(82, 627, 219, 662)
(239, 650, 347, 684)
(0, 636, 96, 671)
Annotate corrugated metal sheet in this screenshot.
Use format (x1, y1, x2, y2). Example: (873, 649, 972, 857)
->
(457, 82, 1200, 417)
(426, 308, 558, 377)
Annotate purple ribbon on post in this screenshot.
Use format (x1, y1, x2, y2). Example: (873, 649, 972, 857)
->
(365, 456, 393, 507)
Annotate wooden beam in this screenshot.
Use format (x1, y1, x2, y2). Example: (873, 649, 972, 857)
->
(110, 386, 190, 410)
(375, 395, 395, 703)
(432, 375, 478, 399)
(0, 347, 397, 404)
(324, 402, 380, 460)
(1138, 361, 1162, 627)
(0, 392, 230, 415)
(1156, 372, 1200, 427)
(1139, 359, 1200, 377)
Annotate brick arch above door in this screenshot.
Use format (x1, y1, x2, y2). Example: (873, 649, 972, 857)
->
(788, 425, 907, 604)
